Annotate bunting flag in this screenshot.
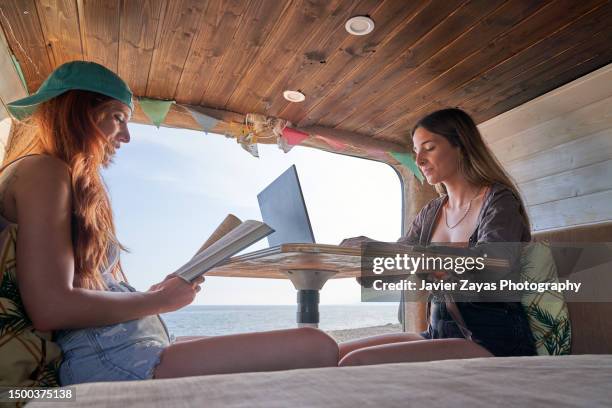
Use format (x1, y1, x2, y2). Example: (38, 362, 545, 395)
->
(240, 141, 259, 157)
(316, 134, 347, 151)
(186, 106, 219, 133)
(367, 149, 392, 162)
(138, 97, 174, 128)
(11, 55, 28, 95)
(389, 151, 424, 183)
(237, 132, 259, 158)
(282, 127, 309, 145)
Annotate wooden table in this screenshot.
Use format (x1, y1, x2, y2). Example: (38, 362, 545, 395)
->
(206, 243, 510, 327)
(207, 244, 362, 328)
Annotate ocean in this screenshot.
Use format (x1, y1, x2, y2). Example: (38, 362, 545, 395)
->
(161, 304, 401, 337)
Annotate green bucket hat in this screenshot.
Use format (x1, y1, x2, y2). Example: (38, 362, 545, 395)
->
(7, 60, 134, 120)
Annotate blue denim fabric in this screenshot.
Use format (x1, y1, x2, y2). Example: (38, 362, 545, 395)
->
(420, 299, 536, 357)
(56, 274, 173, 385)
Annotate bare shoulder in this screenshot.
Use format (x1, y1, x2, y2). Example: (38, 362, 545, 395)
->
(12, 155, 71, 203)
(14, 155, 70, 185)
(18, 154, 70, 177)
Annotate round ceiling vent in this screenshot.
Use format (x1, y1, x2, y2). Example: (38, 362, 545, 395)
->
(345, 16, 375, 36)
(283, 90, 306, 103)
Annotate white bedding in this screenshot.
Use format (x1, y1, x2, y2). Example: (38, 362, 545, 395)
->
(29, 355, 612, 408)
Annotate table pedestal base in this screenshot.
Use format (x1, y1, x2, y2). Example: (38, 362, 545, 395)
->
(283, 269, 337, 328)
(297, 290, 319, 328)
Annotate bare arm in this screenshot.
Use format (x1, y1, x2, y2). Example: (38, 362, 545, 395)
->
(15, 156, 198, 331)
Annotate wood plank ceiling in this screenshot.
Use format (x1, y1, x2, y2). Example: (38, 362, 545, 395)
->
(1, 0, 611, 146)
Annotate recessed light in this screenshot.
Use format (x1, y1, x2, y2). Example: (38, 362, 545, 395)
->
(345, 16, 375, 36)
(283, 90, 305, 103)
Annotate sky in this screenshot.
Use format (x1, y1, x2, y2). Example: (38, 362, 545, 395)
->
(102, 123, 402, 305)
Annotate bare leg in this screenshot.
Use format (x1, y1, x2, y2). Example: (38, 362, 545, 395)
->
(154, 327, 338, 378)
(339, 332, 425, 360)
(338, 338, 493, 367)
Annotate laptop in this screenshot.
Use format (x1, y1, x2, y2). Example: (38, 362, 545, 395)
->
(257, 165, 315, 247)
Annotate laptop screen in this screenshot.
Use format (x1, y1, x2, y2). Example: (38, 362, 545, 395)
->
(257, 165, 315, 247)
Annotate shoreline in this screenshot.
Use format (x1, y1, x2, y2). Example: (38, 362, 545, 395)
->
(326, 323, 403, 342)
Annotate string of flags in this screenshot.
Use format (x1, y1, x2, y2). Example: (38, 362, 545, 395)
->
(138, 99, 423, 182)
(138, 97, 174, 128)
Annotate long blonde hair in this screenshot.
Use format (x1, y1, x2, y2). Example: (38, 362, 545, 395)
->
(412, 108, 530, 229)
(4, 90, 126, 289)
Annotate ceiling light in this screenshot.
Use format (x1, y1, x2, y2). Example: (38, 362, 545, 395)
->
(283, 90, 305, 103)
(345, 16, 375, 36)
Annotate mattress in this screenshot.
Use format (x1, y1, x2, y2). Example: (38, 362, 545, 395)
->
(29, 355, 612, 407)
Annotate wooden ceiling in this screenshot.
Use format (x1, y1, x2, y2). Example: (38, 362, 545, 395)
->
(1, 0, 611, 145)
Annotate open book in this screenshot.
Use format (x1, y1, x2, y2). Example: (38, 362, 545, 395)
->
(174, 214, 274, 282)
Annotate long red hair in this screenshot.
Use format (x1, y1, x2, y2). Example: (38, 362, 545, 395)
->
(4, 90, 126, 289)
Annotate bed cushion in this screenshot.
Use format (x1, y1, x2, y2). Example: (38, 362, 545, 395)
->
(29, 355, 612, 408)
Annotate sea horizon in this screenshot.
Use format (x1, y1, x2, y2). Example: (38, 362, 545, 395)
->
(162, 304, 401, 337)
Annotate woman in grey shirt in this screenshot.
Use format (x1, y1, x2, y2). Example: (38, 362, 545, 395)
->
(339, 108, 536, 366)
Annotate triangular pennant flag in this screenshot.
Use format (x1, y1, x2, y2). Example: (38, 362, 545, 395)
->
(240, 141, 259, 158)
(11, 55, 29, 95)
(367, 149, 391, 162)
(282, 127, 309, 145)
(389, 151, 424, 183)
(139, 97, 174, 128)
(317, 135, 347, 151)
(277, 136, 294, 153)
(187, 106, 219, 133)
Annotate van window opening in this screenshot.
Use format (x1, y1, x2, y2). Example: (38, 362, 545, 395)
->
(103, 123, 403, 334)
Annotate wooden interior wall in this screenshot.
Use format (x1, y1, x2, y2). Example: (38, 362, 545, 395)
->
(1, 0, 610, 144)
(398, 168, 437, 333)
(480, 63, 612, 232)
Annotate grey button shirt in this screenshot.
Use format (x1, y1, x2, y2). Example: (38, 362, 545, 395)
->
(397, 182, 531, 289)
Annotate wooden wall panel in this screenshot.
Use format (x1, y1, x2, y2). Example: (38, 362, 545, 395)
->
(326, 0, 515, 131)
(146, 0, 204, 99)
(77, 0, 120, 71)
(490, 95, 612, 164)
(36, 0, 83, 65)
(480, 64, 612, 144)
(388, 0, 612, 143)
(277, 0, 427, 126)
(504, 129, 612, 184)
(519, 160, 612, 207)
(0, 0, 53, 91)
(199, 0, 288, 108)
(460, 1, 612, 119)
(287, 0, 463, 127)
(0, 1, 609, 145)
(261, 0, 381, 117)
(226, 0, 341, 114)
(367, 0, 604, 140)
(529, 190, 612, 231)
(469, 30, 612, 121)
(118, 0, 164, 96)
(239, 0, 375, 115)
(480, 63, 612, 231)
(174, 0, 249, 103)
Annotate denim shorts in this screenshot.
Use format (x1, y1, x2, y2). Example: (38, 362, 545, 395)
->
(56, 275, 173, 385)
(420, 300, 536, 357)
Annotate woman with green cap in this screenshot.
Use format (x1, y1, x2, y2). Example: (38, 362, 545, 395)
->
(0, 61, 338, 385)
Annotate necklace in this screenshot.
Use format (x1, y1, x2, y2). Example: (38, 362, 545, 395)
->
(444, 187, 483, 229)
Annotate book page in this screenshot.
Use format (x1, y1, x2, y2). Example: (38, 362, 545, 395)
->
(193, 214, 242, 258)
(175, 220, 273, 282)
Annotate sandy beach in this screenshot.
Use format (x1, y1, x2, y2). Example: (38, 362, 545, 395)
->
(326, 323, 403, 342)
